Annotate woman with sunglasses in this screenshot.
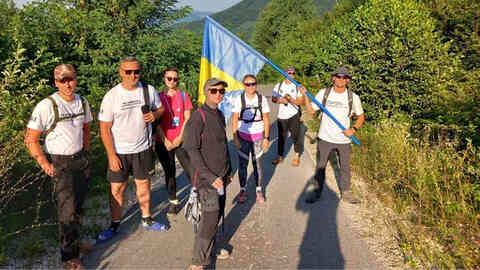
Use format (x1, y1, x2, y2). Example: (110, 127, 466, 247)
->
(155, 67, 194, 216)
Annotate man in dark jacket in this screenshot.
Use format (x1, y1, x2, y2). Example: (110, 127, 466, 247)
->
(183, 78, 232, 269)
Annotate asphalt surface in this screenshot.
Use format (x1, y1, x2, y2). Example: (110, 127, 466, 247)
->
(84, 85, 383, 269)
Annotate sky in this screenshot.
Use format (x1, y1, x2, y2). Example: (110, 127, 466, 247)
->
(15, 0, 243, 12)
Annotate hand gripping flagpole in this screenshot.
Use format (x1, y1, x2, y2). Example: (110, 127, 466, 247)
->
(205, 16, 361, 145)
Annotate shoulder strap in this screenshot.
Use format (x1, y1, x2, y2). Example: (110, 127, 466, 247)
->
(257, 92, 263, 117)
(45, 96, 59, 136)
(142, 82, 150, 107)
(198, 108, 206, 124)
(347, 89, 353, 117)
(80, 96, 87, 116)
(319, 87, 332, 123)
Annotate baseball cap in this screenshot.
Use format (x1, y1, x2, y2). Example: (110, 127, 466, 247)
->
(54, 64, 76, 81)
(332, 66, 352, 78)
(204, 77, 228, 91)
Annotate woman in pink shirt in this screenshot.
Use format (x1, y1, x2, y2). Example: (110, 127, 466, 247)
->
(155, 67, 194, 216)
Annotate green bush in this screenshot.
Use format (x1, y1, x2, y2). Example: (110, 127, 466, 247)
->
(351, 118, 480, 268)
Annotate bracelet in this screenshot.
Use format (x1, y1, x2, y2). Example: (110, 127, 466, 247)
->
(352, 126, 358, 132)
(264, 136, 269, 140)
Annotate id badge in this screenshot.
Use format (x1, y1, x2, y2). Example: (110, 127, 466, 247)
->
(171, 116, 180, 127)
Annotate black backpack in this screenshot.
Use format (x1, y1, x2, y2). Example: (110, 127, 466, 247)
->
(239, 92, 263, 123)
(45, 95, 87, 136)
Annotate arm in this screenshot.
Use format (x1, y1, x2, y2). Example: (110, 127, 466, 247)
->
(231, 112, 240, 149)
(83, 123, 90, 152)
(287, 94, 305, 106)
(99, 121, 122, 171)
(299, 86, 316, 115)
(343, 113, 366, 137)
(24, 128, 55, 177)
(262, 112, 270, 151)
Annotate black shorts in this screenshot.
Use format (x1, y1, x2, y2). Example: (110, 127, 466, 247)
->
(107, 148, 154, 183)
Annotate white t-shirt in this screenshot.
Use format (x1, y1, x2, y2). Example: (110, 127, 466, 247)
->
(27, 93, 93, 155)
(232, 93, 270, 137)
(312, 88, 364, 144)
(272, 81, 302, 119)
(98, 83, 161, 154)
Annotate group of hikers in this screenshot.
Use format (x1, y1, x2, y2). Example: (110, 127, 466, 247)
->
(24, 57, 365, 269)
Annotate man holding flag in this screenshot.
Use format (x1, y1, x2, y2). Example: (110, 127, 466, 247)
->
(301, 66, 365, 204)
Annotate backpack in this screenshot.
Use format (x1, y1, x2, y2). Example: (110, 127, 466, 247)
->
(44, 95, 87, 136)
(276, 81, 300, 112)
(239, 92, 263, 123)
(318, 87, 354, 123)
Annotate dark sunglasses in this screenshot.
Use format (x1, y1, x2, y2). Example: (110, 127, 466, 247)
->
(124, 69, 141, 75)
(287, 72, 295, 75)
(57, 77, 75, 83)
(335, 74, 350, 79)
(166, 76, 179, 82)
(244, 82, 257, 87)
(209, 88, 226, 95)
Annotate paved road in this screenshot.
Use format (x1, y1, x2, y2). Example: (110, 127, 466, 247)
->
(84, 86, 383, 269)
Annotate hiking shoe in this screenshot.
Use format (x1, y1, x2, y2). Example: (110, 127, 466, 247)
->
(291, 156, 300, 167)
(305, 189, 321, 204)
(167, 203, 178, 215)
(256, 191, 265, 203)
(142, 217, 169, 231)
(272, 156, 283, 165)
(341, 191, 360, 204)
(237, 190, 247, 204)
(62, 258, 83, 270)
(96, 228, 117, 243)
(187, 265, 204, 270)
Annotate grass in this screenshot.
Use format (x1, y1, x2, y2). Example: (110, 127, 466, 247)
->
(350, 118, 480, 268)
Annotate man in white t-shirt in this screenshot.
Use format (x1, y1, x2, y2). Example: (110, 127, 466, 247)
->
(271, 67, 304, 166)
(302, 66, 365, 204)
(96, 57, 166, 242)
(25, 64, 92, 269)
(232, 74, 270, 204)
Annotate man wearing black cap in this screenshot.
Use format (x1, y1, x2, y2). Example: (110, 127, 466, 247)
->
(183, 77, 232, 269)
(301, 66, 365, 204)
(271, 67, 305, 166)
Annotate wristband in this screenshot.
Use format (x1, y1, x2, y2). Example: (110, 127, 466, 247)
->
(352, 126, 358, 132)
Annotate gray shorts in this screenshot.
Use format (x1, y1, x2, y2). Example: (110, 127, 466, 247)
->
(107, 148, 154, 182)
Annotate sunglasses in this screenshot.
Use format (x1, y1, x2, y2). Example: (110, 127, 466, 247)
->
(244, 82, 257, 87)
(124, 69, 141, 75)
(335, 74, 350, 79)
(287, 72, 295, 75)
(57, 77, 76, 83)
(209, 88, 226, 95)
(166, 76, 179, 82)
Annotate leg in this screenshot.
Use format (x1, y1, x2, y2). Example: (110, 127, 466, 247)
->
(237, 137, 251, 189)
(52, 159, 80, 263)
(156, 143, 177, 201)
(306, 140, 333, 203)
(277, 119, 288, 157)
(192, 188, 220, 267)
(135, 179, 151, 217)
(251, 139, 264, 189)
(336, 143, 352, 193)
(289, 112, 304, 156)
(110, 182, 128, 220)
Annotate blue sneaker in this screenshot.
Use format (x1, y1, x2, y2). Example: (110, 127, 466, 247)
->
(142, 217, 168, 231)
(96, 228, 117, 243)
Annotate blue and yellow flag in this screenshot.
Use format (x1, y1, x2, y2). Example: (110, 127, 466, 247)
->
(198, 16, 266, 119)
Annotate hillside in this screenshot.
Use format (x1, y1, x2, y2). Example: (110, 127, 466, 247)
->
(178, 0, 336, 38)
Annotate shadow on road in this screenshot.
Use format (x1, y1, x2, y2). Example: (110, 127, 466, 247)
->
(295, 151, 345, 269)
(83, 171, 191, 269)
(211, 121, 292, 267)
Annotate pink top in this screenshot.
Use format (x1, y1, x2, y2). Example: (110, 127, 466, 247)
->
(156, 90, 193, 142)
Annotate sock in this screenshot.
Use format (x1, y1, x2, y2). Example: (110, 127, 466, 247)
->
(169, 199, 179, 205)
(256, 186, 262, 192)
(109, 220, 121, 232)
(240, 187, 246, 192)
